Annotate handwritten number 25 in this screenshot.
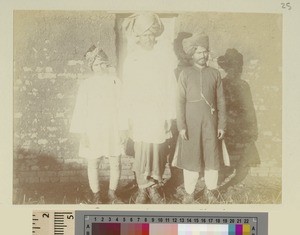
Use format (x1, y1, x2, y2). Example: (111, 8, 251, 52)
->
(281, 2, 292, 10)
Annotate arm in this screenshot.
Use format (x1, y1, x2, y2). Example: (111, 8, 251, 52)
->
(176, 70, 188, 132)
(118, 58, 133, 131)
(164, 52, 178, 134)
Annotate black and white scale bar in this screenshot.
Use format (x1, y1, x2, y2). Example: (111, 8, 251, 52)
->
(54, 212, 73, 215)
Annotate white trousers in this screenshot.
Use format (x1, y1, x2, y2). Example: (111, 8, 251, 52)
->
(183, 169, 218, 194)
(87, 156, 121, 193)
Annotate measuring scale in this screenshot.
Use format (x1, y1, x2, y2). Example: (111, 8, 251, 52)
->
(32, 211, 267, 235)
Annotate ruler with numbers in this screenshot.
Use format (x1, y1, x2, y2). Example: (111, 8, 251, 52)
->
(32, 211, 75, 235)
(33, 210, 267, 235)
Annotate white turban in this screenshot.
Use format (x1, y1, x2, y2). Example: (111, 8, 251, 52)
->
(123, 13, 164, 37)
(182, 32, 209, 56)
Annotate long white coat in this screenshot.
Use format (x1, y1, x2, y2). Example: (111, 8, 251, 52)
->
(70, 73, 121, 159)
(120, 47, 177, 144)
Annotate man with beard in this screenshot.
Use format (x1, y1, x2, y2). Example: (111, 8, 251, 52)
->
(120, 13, 177, 204)
(172, 32, 226, 203)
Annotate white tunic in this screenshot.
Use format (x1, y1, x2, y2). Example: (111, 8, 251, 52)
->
(120, 47, 177, 144)
(70, 74, 121, 159)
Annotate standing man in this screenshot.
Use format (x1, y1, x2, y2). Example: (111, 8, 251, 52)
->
(172, 32, 226, 203)
(120, 13, 177, 204)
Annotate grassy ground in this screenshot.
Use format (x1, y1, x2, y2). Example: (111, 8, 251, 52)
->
(169, 176, 282, 204)
(13, 175, 281, 204)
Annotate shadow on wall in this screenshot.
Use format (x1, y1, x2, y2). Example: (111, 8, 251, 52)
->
(14, 148, 86, 182)
(13, 148, 89, 204)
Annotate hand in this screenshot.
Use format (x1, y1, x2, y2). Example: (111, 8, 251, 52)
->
(120, 130, 129, 145)
(165, 120, 172, 133)
(217, 129, 225, 140)
(180, 129, 188, 140)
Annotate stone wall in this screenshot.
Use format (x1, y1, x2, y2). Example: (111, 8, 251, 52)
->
(13, 11, 124, 185)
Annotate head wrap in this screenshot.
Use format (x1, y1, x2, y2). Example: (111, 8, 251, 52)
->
(182, 32, 209, 56)
(217, 48, 243, 72)
(123, 13, 164, 37)
(84, 45, 109, 67)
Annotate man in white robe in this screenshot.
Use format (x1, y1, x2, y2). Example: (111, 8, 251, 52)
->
(120, 13, 177, 204)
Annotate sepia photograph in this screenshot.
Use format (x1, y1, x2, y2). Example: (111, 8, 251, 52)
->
(13, 10, 282, 205)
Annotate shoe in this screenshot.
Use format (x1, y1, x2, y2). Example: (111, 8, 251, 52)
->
(182, 192, 195, 204)
(93, 191, 103, 204)
(107, 189, 124, 204)
(148, 186, 165, 204)
(135, 188, 148, 204)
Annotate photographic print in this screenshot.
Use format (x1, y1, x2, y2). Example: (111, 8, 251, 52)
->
(13, 10, 282, 205)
